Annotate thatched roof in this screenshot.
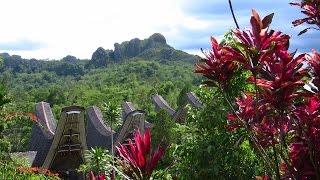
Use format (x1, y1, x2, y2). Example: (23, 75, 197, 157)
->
(115, 110, 146, 145)
(86, 106, 114, 150)
(30, 102, 56, 167)
(186, 92, 203, 108)
(122, 101, 153, 129)
(172, 92, 203, 123)
(173, 107, 188, 123)
(29, 96, 181, 169)
(151, 94, 175, 116)
(144, 121, 153, 129)
(122, 102, 136, 121)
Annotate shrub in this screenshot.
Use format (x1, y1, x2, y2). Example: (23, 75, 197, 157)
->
(196, 8, 320, 179)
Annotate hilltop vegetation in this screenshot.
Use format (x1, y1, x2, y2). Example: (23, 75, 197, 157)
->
(1, 0, 320, 179)
(0, 33, 199, 119)
(0, 33, 195, 76)
(6, 60, 199, 118)
(0, 31, 272, 179)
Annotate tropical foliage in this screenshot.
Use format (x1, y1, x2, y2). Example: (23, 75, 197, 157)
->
(116, 129, 165, 180)
(196, 7, 320, 179)
(290, 0, 320, 35)
(1, 0, 319, 179)
(79, 148, 113, 177)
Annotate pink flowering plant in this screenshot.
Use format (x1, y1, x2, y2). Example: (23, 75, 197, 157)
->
(116, 128, 165, 180)
(196, 7, 320, 179)
(290, 0, 320, 35)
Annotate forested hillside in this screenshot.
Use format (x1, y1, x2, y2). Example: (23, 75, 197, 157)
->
(5, 60, 199, 117)
(0, 33, 195, 75)
(0, 33, 200, 119)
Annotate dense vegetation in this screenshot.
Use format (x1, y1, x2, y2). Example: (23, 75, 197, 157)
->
(1, 0, 319, 179)
(0, 33, 197, 116)
(0, 34, 202, 179)
(4, 60, 198, 117)
(0, 33, 200, 153)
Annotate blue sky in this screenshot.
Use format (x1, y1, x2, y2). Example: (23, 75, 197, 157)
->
(171, 0, 319, 54)
(0, 0, 318, 59)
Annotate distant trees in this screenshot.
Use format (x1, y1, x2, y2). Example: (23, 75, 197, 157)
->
(0, 33, 196, 77)
(0, 53, 85, 76)
(3, 59, 197, 118)
(151, 110, 176, 148)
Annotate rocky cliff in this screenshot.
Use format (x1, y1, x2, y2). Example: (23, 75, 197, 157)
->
(87, 33, 196, 68)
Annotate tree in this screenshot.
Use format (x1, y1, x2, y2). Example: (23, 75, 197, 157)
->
(151, 109, 176, 148)
(102, 101, 121, 178)
(176, 84, 191, 107)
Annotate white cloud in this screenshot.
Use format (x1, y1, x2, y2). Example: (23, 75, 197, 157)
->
(3, 0, 306, 60)
(0, 0, 217, 59)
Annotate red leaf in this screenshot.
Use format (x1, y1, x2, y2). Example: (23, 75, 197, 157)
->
(227, 113, 237, 121)
(308, 97, 319, 113)
(144, 129, 151, 155)
(250, 16, 261, 46)
(298, 28, 308, 36)
(147, 146, 165, 175)
(89, 171, 96, 180)
(262, 13, 274, 29)
(116, 129, 165, 179)
(252, 9, 262, 29)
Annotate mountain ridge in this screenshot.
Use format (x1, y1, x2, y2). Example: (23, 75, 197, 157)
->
(1, 33, 196, 62)
(87, 33, 196, 68)
(0, 33, 197, 76)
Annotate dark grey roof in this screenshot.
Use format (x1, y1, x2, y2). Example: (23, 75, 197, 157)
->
(151, 95, 175, 116)
(30, 102, 56, 167)
(28, 100, 167, 169)
(123, 102, 152, 131)
(173, 107, 188, 123)
(171, 92, 202, 123)
(186, 92, 203, 108)
(30, 124, 54, 167)
(115, 110, 146, 145)
(122, 102, 136, 121)
(144, 121, 153, 129)
(86, 106, 114, 150)
(35, 102, 56, 134)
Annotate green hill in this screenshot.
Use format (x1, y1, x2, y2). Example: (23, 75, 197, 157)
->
(0, 33, 197, 75)
(0, 33, 200, 118)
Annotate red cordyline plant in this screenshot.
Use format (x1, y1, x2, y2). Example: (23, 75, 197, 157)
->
(88, 171, 106, 180)
(116, 128, 165, 180)
(290, 0, 320, 35)
(196, 9, 320, 179)
(307, 50, 320, 91)
(195, 37, 241, 90)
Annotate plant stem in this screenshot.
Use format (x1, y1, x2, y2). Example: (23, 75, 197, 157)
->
(252, 73, 260, 127)
(111, 115, 115, 179)
(275, 145, 296, 179)
(278, 112, 296, 179)
(292, 116, 320, 179)
(273, 145, 281, 180)
(219, 87, 274, 172)
(228, 0, 240, 29)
